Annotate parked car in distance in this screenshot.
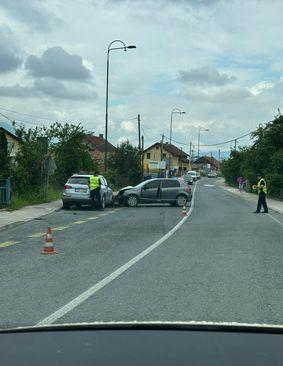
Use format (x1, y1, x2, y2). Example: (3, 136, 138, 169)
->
(187, 171, 198, 181)
(207, 171, 218, 178)
(115, 178, 192, 207)
(196, 171, 201, 180)
(62, 174, 113, 209)
(183, 173, 194, 185)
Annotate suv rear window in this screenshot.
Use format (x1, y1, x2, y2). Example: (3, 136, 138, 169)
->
(162, 180, 180, 188)
(68, 177, 90, 184)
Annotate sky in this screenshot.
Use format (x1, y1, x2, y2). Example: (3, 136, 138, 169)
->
(0, 0, 282, 155)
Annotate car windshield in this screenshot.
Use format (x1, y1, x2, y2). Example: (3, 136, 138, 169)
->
(0, 0, 283, 332)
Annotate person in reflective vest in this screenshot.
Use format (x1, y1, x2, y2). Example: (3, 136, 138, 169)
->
(252, 173, 268, 213)
(89, 171, 103, 210)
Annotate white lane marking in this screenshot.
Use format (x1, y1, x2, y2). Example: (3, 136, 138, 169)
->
(204, 184, 215, 187)
(85, 216, 98, 220)
(36, 182, 198, 326)
(73, 220, 87, 225)
(267, 213, 283, 228)
(53, 226, 69, 231)
(28, 232, 46, 238)
(0, 241, 20, 248)
(220, 186, 283, 228)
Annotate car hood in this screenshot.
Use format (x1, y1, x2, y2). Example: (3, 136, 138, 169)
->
(118, 186, 135, 194)
(1, 321, 283, 333)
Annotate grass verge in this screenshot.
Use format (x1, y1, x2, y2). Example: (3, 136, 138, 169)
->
(7, 187, 61, 211)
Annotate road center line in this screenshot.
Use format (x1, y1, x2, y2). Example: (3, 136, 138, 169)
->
(36, 182, 198, 326)
(0, 241, 20, 248)
(52, 226, 69, 231)
(73, 220, 87, 225)
(28, 232, 46, 238)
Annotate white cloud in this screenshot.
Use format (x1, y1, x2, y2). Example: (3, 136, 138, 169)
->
(117, 136, 128, 144)
(0, 0, 283, 152)
(270, 61, 283, 72)
(250, 81, 274, 96)
(120, 120, 137, 133)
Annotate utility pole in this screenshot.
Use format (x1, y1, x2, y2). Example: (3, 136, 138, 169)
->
(189, 141, 192, 169)
(218, 149, 221, 162)
(180, 147, 183, 177)
(141, 135, 144, 180)
(160, 134, 164, 178)
(234, 139, 237, 150)
(160, 134, 164, 161)
(137, 114, 141, 151)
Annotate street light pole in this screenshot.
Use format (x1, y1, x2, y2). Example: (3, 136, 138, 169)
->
(169, 107, 185, 176)
(104, 40, 136, 173)
(197, 126, 209, 158)
(169, 108, 186, 144)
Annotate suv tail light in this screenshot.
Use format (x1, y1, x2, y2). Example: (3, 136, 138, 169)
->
(64, 185, 72, 190)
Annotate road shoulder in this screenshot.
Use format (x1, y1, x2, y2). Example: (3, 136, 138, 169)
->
(0, 200, 62, 231)
(216, 178, 283, 215)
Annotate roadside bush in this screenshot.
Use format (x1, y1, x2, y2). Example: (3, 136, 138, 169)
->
(265, 173, 283, 199)
(221, 114, 283, 199)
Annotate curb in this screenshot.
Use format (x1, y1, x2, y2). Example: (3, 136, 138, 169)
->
(0, 206, 61, 232)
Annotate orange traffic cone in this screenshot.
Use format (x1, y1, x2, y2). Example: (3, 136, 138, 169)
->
(182, 205, 187, 217)
(42, 227, 57, 254)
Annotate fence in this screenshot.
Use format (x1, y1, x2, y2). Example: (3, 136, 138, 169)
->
(0, 177, 11, 205)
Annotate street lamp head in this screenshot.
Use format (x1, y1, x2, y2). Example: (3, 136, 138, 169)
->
(127, 45, 136, 49)
(181, 111, 186, 114)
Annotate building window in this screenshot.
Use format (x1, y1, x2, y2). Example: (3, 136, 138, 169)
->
(147, 153, 151, 159)
(162, 153, 166, 159)
(156, 145, 159, 150)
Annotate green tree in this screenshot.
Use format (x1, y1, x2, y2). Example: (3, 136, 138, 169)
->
(220, 114, 283, 198)
(108, 140, 141, 187)
(0, 129, 10, 179)
(45, 122, 96, 187)
(12, 125, 45, 195)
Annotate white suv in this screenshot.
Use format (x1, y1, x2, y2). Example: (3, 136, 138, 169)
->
(62, 174, 113, 209)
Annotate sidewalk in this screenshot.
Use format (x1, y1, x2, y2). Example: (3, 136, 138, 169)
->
(217, 178, 283, 215)
(0, 200, 62, 231)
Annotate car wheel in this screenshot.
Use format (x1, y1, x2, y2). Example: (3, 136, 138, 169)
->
(126, 194, 138, 207)
(75, 203, 82, 208)
(62, 202, 71, 209)
(101, 195, 106, 209)
(175, 194, 187, 207)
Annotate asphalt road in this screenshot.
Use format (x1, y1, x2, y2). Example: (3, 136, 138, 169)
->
(0, 178, 282, 329)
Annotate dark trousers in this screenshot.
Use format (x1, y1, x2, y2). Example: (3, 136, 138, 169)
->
(90, 188, 102, 209)
(256, 191, 268, 213)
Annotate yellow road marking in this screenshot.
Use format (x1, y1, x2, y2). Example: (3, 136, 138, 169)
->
(73, 220, 87, 225)
(85, 217, 98, 220)
(28, 232, 46, 238)
(0, 241, 20, 248)
(53, 226, 69, 231)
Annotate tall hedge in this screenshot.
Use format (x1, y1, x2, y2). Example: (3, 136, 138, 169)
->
(221, 115, 283, 198)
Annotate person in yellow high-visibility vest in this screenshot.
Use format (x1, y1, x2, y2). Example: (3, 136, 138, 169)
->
(252, 173, 268, 213)
(89, 171, 103, 210)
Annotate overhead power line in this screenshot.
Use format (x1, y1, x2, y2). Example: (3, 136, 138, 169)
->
(0, 106, 137, 129)
(163, 130, 253, 147)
